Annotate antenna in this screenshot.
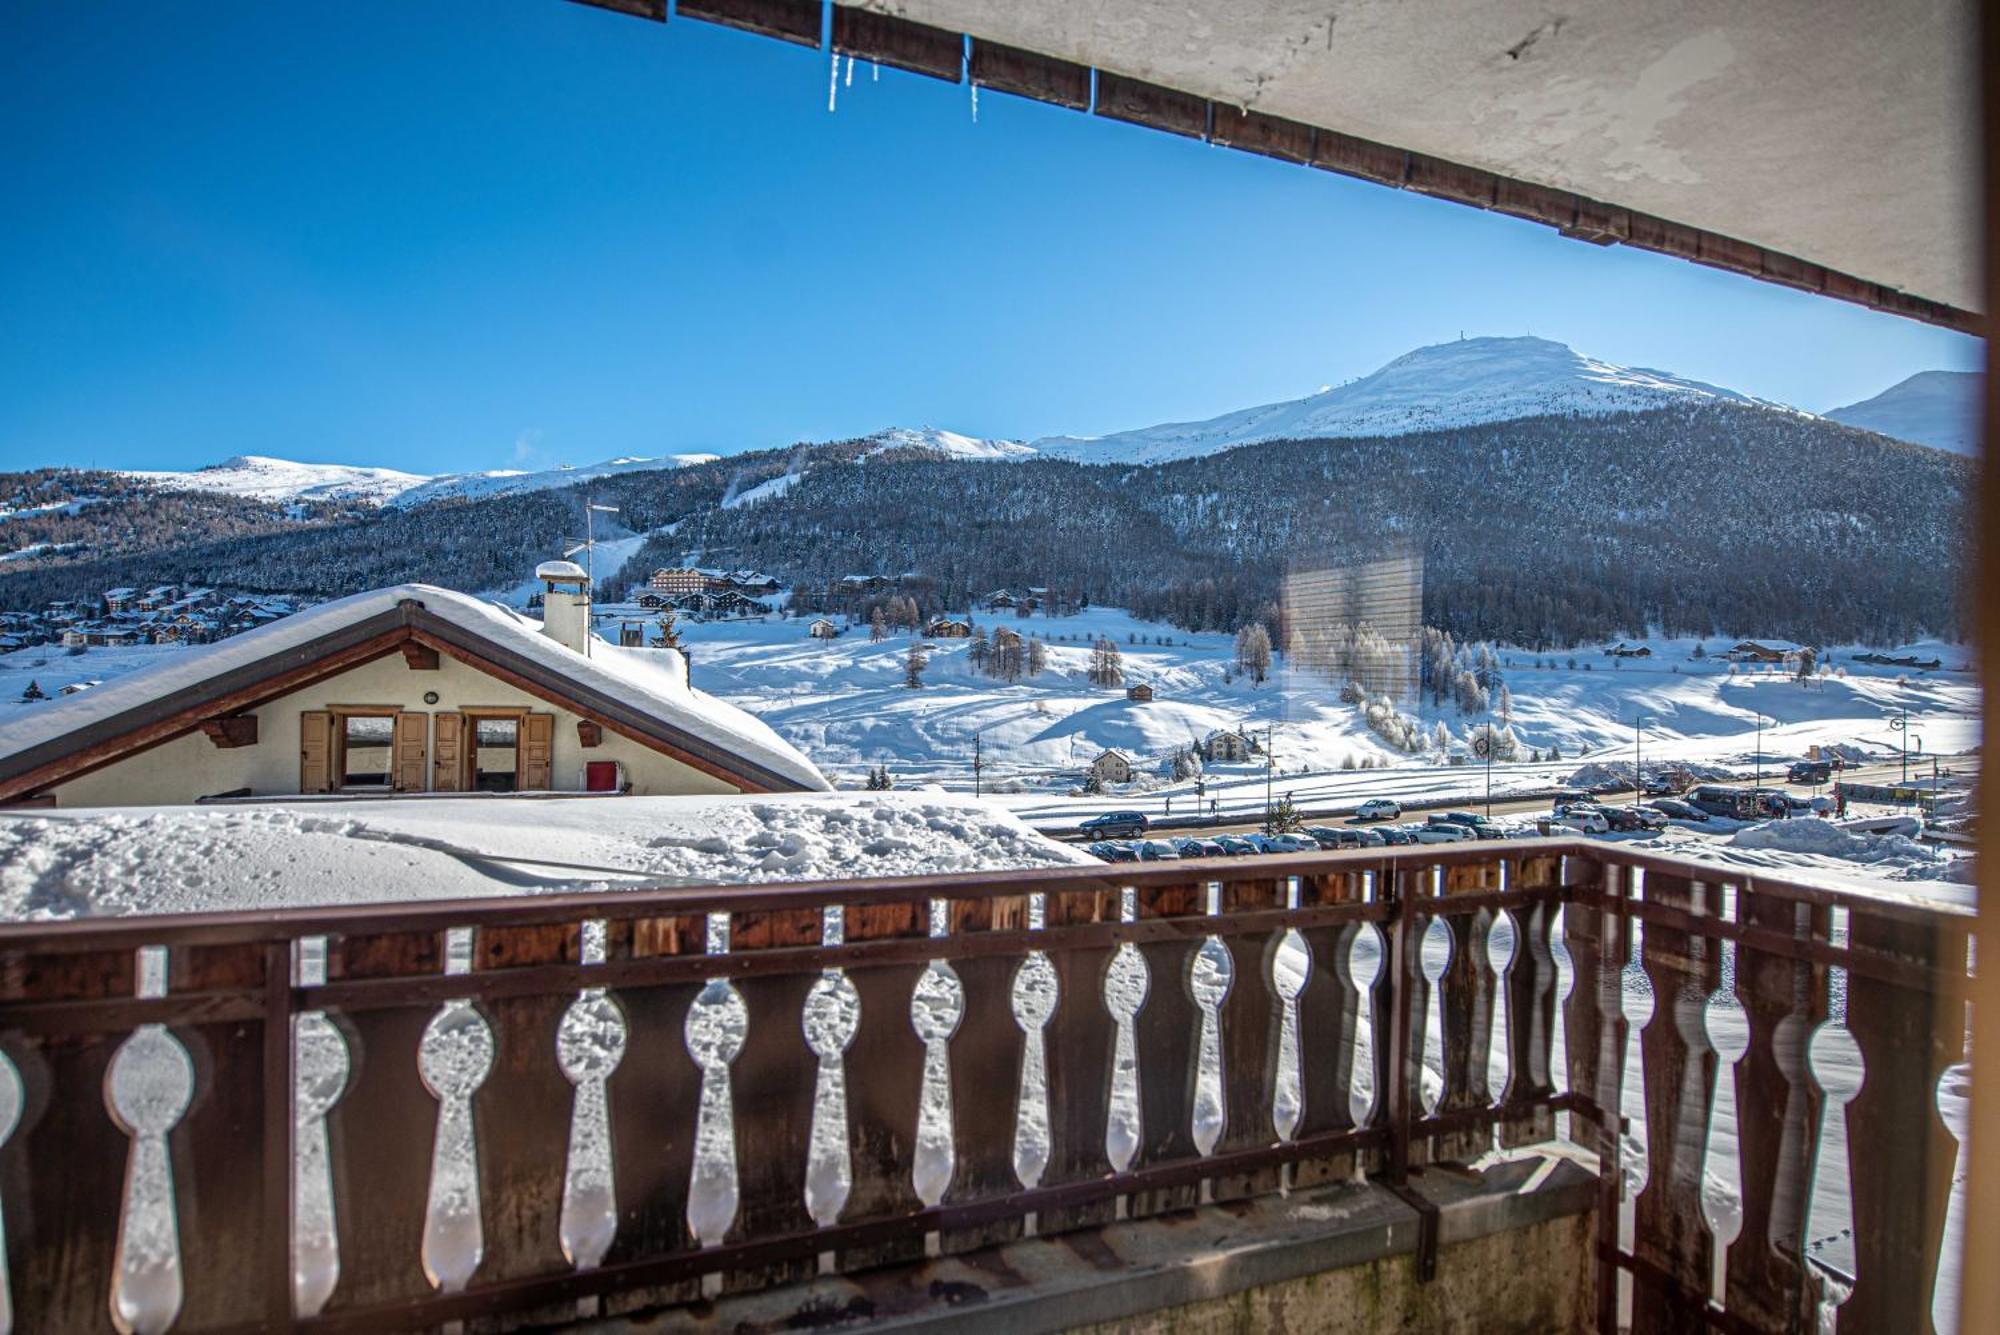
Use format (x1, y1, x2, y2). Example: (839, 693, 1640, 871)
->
(562, 496, 622, 657)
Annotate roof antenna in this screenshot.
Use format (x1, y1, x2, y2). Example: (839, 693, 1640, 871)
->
(563, 494, 622, 657)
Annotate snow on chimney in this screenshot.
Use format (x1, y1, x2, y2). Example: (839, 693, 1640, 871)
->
(536, 560, 591, 654)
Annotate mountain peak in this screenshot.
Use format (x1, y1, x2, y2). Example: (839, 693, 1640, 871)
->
(1826, 370, 1981, 455)
(1031, 335, 1782, 464)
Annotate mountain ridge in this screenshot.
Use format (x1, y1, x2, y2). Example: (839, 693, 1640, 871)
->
(1826, 370, 1980, 456)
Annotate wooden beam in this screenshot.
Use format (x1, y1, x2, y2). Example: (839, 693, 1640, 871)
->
(577, 720, 603, 749)
(676, 0, 819, 46)
(832, 6, 962, 83)
(401, 642, 440, 670)
(198, 716, 259, 749)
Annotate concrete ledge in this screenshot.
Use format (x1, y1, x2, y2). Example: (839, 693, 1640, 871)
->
(572, 1155, 1598, 1333)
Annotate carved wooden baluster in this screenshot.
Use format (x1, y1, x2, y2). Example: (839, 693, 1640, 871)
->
(1037, 882, 1121, 1236)
(1725, 888, 1830, 1331)
(464, 922, 582, 1318)
(1386, 864, 1435, 1172)
(1497, 855, 1561, 1149)
(836, 901, 930, 1273)
(1125, 879, 1205, 1217)
(1838, 912, 1969, 1335)
(1432, 859, 1500, 1165)
(1358, 871, 1395, 1168)
(1210, 875, 1285, 1202)
(1559, 856, 1626, 1335)
(1292, 868, 1367, 1187)
(599, 912, 707, 1318)
(0, 945, 138, 1332)
(166, 942, 281, 1332)
(320, 928, 449, 1315)
(939, 893, 1031, 1255)
(1631, 872, 1723, 1335)
(719, 906, 822, 1294)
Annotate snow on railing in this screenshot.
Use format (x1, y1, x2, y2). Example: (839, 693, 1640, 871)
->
(0, 843, 1971, 1333)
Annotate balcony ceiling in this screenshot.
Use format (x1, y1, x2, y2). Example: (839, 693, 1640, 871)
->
(860, 0, 1980, 318)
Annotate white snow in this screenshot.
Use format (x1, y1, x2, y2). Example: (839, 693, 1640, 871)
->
(721, 470, 802, 510)
(1826, 369, 1981, 456)
(1032, 336, 1801, 464)
(0, 584, 830, 793)
(121, 452, 721, 509)
(0, 793, 1094, 920)
(862, 426, 1035, 461)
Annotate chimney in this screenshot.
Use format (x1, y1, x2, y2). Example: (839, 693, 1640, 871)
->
(536, 560, 591, 654)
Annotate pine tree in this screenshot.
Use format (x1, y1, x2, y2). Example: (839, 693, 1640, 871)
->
(968, 626, 990, 673)
(1088, 637, 1124, 688)
(653, 610, 683, 649)
(903, 642, 929, 689)
(19, 680, 43, 702)
(869, 607, 887, 642)
(1027, 637, 1047, 677)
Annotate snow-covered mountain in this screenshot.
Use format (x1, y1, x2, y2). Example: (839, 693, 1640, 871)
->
(1826, 370, 1981, 456)
(125, 456, 430, 507)
(124, 451, 721, 509)
(861, 426, 1035, 461)
(1032, 336, 1789, 464)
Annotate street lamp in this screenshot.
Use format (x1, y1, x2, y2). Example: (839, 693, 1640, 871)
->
(1889, 706, 1913, 784)
(1753, 711, 1767, 787)
(1633, 712, 1654, 807)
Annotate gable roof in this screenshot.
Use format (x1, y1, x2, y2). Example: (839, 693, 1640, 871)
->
(0, 584, 828, 800)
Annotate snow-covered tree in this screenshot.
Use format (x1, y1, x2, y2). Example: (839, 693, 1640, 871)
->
(1234, 622, 1273, 685)
(903, 642, 929, 689)
(869, 608, 887, 642)
(1088, 637, 1124, 688)
(653, 610, 683, 650)
(1027, 637, 1047, 677)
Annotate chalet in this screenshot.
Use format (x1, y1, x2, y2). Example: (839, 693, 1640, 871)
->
(0, 562, 827, 808)
(631, 591, 669, 611)
(925, 617, 972, 638)
(103, 588, 137, 613)
(1125, 683, 1155, 702)
(983, 589, 1017, 610)
(1089, 748, 1138, 786)
(808, 618, 840, 639)
(648, 566, 707, 596)
(706, 592, 767, 619)
(1203, 729, 1251, 762)
(1727, 640, 1806, 663)
(1604, 643, 1652, 659)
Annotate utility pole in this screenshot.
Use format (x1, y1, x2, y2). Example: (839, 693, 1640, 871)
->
(1890, 705, 1911, 784)
(1633, 712, 1653, 808)
(972, 731, 984, 798)
(1264, 724, 1276, 832)
(563, 495, 621, 658)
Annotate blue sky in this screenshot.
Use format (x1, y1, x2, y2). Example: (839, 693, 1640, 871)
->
(0, 1, 1980, 475)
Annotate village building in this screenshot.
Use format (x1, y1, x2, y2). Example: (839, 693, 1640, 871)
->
(1727, 639, 1808, 663)
(0, 561, 827, 808)
(1203, 729, 1251, 762)
(1089, 748, 1138, 786)
(647, 566, 707, 596)
(925, 616, 972, 638)
(1604, 643, 1652, 658)
(807, 617, 840, 639)
(1125, 682, 1155, 702)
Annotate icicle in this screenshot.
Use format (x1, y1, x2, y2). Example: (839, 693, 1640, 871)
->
(844, 54, 853, 87)
(827, 46, 840, 113)
(871, 60, 879, 81)
(970, 81, 979, 124)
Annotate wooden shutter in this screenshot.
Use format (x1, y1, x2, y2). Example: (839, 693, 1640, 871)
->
(299, 711, 333, 794)
(520, 713, 554, 790)
(432, 712, 465, 792)
(392, 712, 428, 792)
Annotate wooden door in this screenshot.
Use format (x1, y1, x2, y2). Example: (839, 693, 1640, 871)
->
(300, 711, 333, 793)
(392, 712, 428, 792)
(432, 712, 465, 792)
(520, 713, 554, 790)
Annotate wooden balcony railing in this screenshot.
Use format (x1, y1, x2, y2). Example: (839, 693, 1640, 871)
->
(0, 839, 1972, 1333)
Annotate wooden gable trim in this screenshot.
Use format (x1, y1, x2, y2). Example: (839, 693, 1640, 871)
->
(400, 642, 441, 670)
(406, 627, 780, 794)
(0, 627, 413, 803)
(198, 715, 259, 749)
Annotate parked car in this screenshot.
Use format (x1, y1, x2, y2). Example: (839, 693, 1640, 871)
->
(1430, 811, 1505, 840)
(1215, 834, 1261, 856)
(1355, 798, 1403, 821)
(1173, 837, 1228, 858)
(1604, 806, 1667, 833)
(1133, 839, 1181, 861)
(1411, 822, 1474, 844)
(1552, 809, 1611, 835)
(1080, 810, 1149, 838)
(1088, 841, 1137, 862)
(1548, 789, 1593, 810)
(1307, 825, 1369, 850)
(1375, 825, 1418, 846)
(1252, 832, 1319, 853)
(1647, 797, 1708, 822)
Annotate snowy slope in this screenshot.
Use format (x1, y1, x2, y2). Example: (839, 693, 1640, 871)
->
(863, 426, 1036, 461)
(123, 452, 721, 509)
(1826, 370, 1981, 455)
(126, 455, 429, 506)
(1033, 336, 1792, 464)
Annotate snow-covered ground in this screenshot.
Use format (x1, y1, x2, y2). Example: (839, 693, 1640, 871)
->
(118, 451, 721, 509)
(0, 792, 1091, 920)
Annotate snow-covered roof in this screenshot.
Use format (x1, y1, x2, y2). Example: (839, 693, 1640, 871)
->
(1093, 748, 1139, 764)
(536, 559, 588, 582)
(0, 584, 828, 796)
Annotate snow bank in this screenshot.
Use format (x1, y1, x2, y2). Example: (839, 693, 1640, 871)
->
(0, 793, 1093, 921)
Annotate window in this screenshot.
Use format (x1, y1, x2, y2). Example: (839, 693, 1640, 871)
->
(340, 713, 395, 788)
(473, 715, 519, 792)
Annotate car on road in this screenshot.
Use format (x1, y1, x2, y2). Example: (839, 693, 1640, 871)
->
(1133, 839, 1181, 860)
(1173, 837, 1228, 858)
(1088, 841, 1137, 862)
(1604, 806, 1668, 833)
(1647, 797, 1707, 822)
(1788, 760, 1833, 785)
(1080, 810, 1149, 838)
(1355, 798, 1403, 821)
(1548, 789, 1593, 810)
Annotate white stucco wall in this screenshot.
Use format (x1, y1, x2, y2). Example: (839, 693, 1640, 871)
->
(49, 650, 740, 807)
